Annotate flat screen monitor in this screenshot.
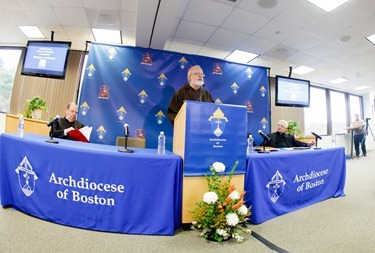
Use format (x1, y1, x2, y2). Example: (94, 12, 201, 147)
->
(275, 75, 310, 107)
(21, 40, 72, 79)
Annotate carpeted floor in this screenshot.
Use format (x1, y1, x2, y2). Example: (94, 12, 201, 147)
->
(1, 148, 374, 253)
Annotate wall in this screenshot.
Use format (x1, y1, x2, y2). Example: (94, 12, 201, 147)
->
(10, 50, 84, 121)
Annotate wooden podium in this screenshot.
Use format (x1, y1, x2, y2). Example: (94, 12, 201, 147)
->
(173, 101, 247, 224)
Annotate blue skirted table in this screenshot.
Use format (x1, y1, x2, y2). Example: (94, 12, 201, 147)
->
(245, 147, 346, 224)
(0, 133, 182, 235)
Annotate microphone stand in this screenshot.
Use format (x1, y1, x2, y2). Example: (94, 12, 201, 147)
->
(314, 136, 321, 149)
(46, 120, 59, 144)
(258, 140, 270, 153)
(118, 133, 134, 153)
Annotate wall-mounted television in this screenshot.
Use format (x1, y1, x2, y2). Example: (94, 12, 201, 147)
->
(275, 75, 310, 107)
(21, 40, 72, 79)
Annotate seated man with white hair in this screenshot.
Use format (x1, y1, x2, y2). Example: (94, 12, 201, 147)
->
(263, 119, 314, 148)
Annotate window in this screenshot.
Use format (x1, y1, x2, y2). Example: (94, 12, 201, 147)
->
(0, 48, 22, 112)
(305, 87, 327, 135)
(349, 95, 361, 121)
(330, 90, 346, 134)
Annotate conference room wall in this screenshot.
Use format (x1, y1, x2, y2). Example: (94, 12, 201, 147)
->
(9, 50, 84, 121)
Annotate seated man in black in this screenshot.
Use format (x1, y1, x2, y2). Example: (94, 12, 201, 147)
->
(263, 120, 314, 148)
(51, 102, 84, 139)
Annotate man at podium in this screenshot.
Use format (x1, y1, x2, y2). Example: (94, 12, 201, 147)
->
(167, 65, 214, 126)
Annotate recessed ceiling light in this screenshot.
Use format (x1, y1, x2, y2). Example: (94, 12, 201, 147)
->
(354, 85, 369, 90)
(92, 28, 122, 44)
(292, 65, 315, 75)
(330, 77, 348, 84)
(366, 33, 375, 45)
(225, 50, 259, 64)
(306, 0, 349, 12)
(18, 26, 45, 39)
(257, 0, 278, 9)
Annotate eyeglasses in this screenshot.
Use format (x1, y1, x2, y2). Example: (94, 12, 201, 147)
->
(69, 109, 78, 114)
(190, 72, 205, 77)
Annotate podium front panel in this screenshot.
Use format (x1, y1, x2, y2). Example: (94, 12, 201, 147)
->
(183, 101, 247, 176)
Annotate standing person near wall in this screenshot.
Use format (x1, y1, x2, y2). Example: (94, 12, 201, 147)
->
(348, 113, 367, 158)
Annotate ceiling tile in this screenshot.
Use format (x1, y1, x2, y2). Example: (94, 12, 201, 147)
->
(207, 28, 249, 48)
(221, 8, 270, 35)
(54, 7, 90, 27)
(167, 37, 204, 55)
(183, 0, 234, 26)
(238, 36, 277, 54)
(281, 30, 321, 50)
(175, 20, 217, 43)
(198, 43, 233, 59)
(5, 9, 33, 25)
(275, 0, 326, 29)
(253, 19, 299, 43)
(26, 8, 60, 26)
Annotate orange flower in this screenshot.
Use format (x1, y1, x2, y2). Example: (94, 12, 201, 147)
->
(231, 200, 244, 211)
(227, 184, 236, 194)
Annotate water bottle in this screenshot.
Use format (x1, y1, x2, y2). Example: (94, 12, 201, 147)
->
(18, 114, 24, 137)
(331, 134, 336, 147)
(247, 134, 254, 155)
(157, 131, 166, 155)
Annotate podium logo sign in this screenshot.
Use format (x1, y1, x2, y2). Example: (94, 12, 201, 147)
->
(15, 156, 38, 197)
(266, 170, 286, 203)
(208, 108, 228, 137)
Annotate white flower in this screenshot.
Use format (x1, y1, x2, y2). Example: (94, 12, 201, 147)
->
(212, 162, 225, 173)
(232, 232, 244, 242)
(238, 205, 248, 215)
(229, 190, 240, 200)
(226, 212, 239, 226)
(217, 229, 225, 235)
(203, 191, 218, 204)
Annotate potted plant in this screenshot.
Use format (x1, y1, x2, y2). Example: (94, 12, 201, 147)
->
(286, 120, 302, 137)
(23, 96, 48, 120)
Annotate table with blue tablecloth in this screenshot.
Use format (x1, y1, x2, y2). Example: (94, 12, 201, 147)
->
(245, 147, 346, 224)
(0, 133, 182, 235)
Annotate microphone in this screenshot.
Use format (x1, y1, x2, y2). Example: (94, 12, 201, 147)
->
(197, 84, 207, 102)
(258, 130, 270, 141)
(119, 123, 134, 153)
(311, 132, 322, 140)
(124, 123, 129, 137)
(47, 115, 60, 127)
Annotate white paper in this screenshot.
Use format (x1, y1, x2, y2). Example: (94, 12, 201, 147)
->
(79, 126, 92, 141)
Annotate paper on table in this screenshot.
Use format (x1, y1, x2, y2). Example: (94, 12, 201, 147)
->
(79, 126, 92, 141)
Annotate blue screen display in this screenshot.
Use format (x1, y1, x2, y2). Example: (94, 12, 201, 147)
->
(21, 41, 71, 79)
(275, 75, 310, 107)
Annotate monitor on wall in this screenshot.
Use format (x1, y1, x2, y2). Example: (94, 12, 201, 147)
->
(21, 40, 72, 79)
(275, 75, 310, 107)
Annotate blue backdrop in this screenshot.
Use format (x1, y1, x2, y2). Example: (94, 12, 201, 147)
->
(78, 42, 270, 150)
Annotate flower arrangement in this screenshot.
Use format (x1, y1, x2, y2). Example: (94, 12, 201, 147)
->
(191, 161, 251, 242)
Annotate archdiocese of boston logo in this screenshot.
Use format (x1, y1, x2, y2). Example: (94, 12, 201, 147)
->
(15, 156, 38, 197)
(208, 108, 228, 137)
(266, 170, 286, 203)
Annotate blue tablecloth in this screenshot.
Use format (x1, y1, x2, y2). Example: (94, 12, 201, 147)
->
(245, 147, 346, 224)
(0, 134, 183, 235)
